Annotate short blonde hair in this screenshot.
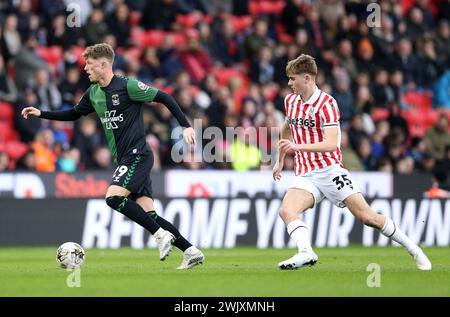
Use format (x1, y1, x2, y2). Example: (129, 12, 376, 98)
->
(286, 54, 317, 77)
(82, 43, 115, 64)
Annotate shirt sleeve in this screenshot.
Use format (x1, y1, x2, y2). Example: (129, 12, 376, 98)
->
(320, 98, 340, 128)
(126, 78, 159, 103)
(73, 88, 94, 114)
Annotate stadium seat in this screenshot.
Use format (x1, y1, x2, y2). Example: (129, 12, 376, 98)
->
(249, 0, 286, 17)
(0, 102, 14, 126)
(5, 141, 28, 161)
(371, 108, 390, 122)
(129, 11, 141, 26)
(141, 30, 165, 47)
(231, 15, 253, 33)
(275, 23, 293, 43)
(176, 13, 204, 29)
(37, 46, 63, 68)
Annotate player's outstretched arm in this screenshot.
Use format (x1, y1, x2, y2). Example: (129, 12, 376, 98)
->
(21, 106, 83, 121)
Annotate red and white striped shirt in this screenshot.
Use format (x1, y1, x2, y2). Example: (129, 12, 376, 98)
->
(284, 86, 344, 175)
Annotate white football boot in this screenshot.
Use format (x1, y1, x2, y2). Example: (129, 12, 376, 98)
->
(154, 229, 175, 261)
(409, 248, 432, 270)
(278, 250, 318, 270)
(177, 246, 205, 270)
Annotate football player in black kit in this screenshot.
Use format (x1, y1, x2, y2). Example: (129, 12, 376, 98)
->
(22, 43, 205, 269)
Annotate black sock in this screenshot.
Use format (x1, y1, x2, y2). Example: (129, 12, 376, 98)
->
(106, 196, 160, 234)
(147, 211, 192, 252)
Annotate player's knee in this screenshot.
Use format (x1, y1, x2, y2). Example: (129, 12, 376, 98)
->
(106, 195, 127, 212)
(279, 206, 295, 220)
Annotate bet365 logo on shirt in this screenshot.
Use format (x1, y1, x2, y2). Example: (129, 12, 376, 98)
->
(101, 110, 124, 129)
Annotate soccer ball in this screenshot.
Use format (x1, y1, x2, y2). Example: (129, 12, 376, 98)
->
(56, 242, 85, 269)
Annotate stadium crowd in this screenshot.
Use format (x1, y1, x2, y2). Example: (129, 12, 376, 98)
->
(0, 0, 449, 181)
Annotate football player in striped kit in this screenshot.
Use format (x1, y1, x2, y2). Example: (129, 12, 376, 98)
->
(273, 54, 431, 270)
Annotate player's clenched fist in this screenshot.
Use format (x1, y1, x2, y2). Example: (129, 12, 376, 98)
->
(21, 107, 41, 119)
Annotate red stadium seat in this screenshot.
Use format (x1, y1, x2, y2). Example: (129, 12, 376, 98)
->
(5, 141, 28, 161)
(130, 11, 141, 26)
(141, 30, 165, 47)
(176, 13, 204, 29)
(249, 0, 286, 17)
(231, 15, 253, 33)
(0, 102, 14, 126)
(37, 46, 63, 67)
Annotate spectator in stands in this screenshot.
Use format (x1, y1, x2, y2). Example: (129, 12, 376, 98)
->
(432, 68, 450, 109)
(91, 146, 112, 170)
(13, 34, 46, 90)
(14, 88, 41, 142)
(337, 39, 358, 82)
(281, 0, 307, 36)
(391, 38, 420, 87)
(83, 8, 109, 46)
(396, 156, 415, 174)
(424, 114, 450, 161)
(56, 147, 80, 172)
(387, 102, 409, 140)
(177, 30, 212, 84)
(141, 0, 180, 31)
(355, 84, 374, 114)
(58, 66, 81, 107)
(230, 122, 261, 172)
(370, 120, 389, 159)
(407, 137, 428, 170)
(105, 3, 131, 48)
(0, 54, 18, 102)
(341, 129, 363, 171)
(33, 128, 56, 172)
(1, 14, 22, 63)
(211, 18, 244, 67)
(245, 18, 272, 60)
(425, 166, 450, 198)
(417, 36, 440, 88)
(356, 137, 377, 171)
(72, 116, 105, 170)
(250, 46, 275, 85)
(33, 68, 62, 112)
(0, 151, 9, 171)
(371, 69, 395, 108)
(333, 70, 354, 127)
(47, 14, 79, 49)
(177, 0, 209, 14)
(405, 7, 427, 42)
(15, 149, 35, 170)
(433, 20, 449, 67)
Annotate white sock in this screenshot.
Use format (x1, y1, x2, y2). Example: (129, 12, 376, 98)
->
(380, 217, 419, 254)
(287, 219, 313, 253)
(154, 228, 165, 239)
(185, 246, 199, 255)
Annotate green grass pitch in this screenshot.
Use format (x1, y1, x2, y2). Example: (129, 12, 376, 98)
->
(0, 247, 449, 297)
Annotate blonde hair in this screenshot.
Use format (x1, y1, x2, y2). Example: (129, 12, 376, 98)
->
(286, 54, 317, 77)
(82, 43, 115, 64)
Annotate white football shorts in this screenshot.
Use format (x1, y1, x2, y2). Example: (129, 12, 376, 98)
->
(290, 164, 361, 208)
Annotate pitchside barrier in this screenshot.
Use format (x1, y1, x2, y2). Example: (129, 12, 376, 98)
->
(0, 171, 448, 247)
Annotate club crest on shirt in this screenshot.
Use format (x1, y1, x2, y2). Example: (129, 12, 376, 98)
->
(112, 94, 120, 106)
(138, 81, 149, 90)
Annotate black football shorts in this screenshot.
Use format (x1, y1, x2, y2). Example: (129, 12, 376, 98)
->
(110, 153, 154, 199)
